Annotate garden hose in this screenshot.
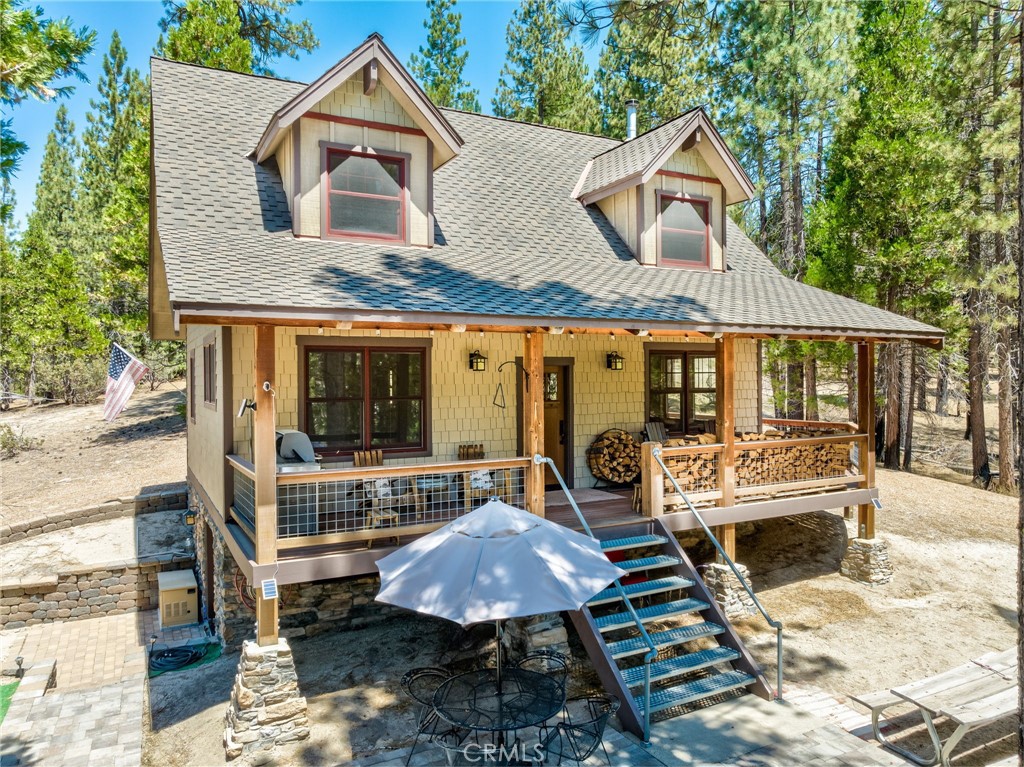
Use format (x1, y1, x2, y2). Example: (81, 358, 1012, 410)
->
(148, 644, 208, 672)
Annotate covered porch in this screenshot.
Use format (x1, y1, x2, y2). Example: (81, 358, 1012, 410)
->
(197, 321, 888, 646)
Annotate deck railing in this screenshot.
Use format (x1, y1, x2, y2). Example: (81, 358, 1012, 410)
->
(639, 422, 869, 516)
(226, 455, 532, 548)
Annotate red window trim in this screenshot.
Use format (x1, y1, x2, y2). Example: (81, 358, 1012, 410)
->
(657, 191, 711, 270)
(322, 146, 408, 244)
(302, 344, 428, 457)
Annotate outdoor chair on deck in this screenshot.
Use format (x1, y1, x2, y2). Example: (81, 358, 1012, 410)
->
(355, 450, 419, 533)
(540, 694, 619, 766)
(458, 444, 511, 512)
(643, 422, 669, 444)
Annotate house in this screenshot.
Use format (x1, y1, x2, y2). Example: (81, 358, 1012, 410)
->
(148, 34, 943, 751)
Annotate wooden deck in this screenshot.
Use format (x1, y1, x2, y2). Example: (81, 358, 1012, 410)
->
(546, 493, 642, 531)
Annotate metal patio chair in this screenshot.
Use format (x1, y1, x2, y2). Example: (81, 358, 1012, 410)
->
(539, 694, 620, 765)
(401, 666, 451, 766)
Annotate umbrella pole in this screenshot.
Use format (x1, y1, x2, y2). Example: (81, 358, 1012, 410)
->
(496, 621, 504, 694)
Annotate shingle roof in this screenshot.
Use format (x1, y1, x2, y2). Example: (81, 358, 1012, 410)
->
(150, 58, 942, 341)
(575, 111, 699, 199)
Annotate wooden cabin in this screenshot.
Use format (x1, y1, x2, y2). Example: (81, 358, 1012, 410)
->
(149, 35, 943, 651)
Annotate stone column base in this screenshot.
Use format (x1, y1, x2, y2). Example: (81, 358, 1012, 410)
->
(224, 639, 309, 760)
(840, 538, 893, 585)
(502, 613, 571, 663)
(702, 563, 756, 619)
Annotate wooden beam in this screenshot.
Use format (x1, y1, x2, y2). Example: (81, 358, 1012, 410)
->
(363, 59, 378, 95)
(640, 441, 663, 517)
(857, 342, 876, 539)
(522, 332, 545, 516)
(715, 336, 736, 561)
(253, 325, 279, 645)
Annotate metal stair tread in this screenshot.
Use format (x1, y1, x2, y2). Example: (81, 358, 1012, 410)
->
(617, 555, 683, 573)
(600, 534, 669, 552)
(606, 621, 724, 659)
(596, 598, 709, 632)
(634, 670, 755, 713)
(588, 576, 694, 606)
(619, 647, 740, 687)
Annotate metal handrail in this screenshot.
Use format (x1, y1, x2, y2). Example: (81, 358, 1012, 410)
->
(652, 447, 785, 702)
(533, 454, 657, 743)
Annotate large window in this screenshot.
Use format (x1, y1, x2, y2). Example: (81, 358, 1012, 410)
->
(648, 351, 716, 434)
(659, 193, 710, 268)
(304, 346, 425, 455)
(324, 148, 405, 241)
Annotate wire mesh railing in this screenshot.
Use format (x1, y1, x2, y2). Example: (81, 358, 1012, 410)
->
(657, 443, 724, 509)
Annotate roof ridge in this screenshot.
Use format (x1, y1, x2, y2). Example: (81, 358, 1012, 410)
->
(587, 107, 703, 162)
(150, 56, 308, 86)
(439, 107, 620, 144)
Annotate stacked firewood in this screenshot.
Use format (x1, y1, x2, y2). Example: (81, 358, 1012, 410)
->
(661, 429, 852, 492)
(587, 429, 641, 484)
(735, 433, 851, 487)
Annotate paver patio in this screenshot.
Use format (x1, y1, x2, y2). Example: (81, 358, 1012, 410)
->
(0, 611, 205, 767)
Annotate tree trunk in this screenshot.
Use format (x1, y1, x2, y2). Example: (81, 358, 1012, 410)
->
(967, 322, 990, 482)
(882, 343, 901, 469)
(786, 359, 804, 420)
(935, 353, 950, 416)
(915, 346, 928, 411)
(804, 353, 819, 420)
(1014, 14, 1023, 747)
(902, 342, 915, 471)
(27, 353, 36, 406)
(997, 324, 1017, 492)
(769, 352, 786, 418)
(847, 356, 858, 422)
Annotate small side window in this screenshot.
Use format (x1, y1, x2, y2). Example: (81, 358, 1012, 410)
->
(202, 340, 216, 408)
(658, 193, 710, 269)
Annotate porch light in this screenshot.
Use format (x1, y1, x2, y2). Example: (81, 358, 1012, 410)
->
(469, 350, 487, 372)
(607, 351, 625, 371)
(184, 509, 196, 526)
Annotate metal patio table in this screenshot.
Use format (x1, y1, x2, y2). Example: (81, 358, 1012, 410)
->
(432, 667, 564, 748)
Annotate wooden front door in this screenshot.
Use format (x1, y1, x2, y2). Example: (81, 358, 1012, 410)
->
(542, 364, 571, 487)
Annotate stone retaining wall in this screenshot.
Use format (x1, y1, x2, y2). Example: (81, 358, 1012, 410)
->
(1, 483, 188, 544)
(0, 556, 195, 628)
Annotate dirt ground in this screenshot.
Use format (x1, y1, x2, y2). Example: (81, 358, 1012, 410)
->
(0, 385, 187, 526)
(142, 468, 1019, 767)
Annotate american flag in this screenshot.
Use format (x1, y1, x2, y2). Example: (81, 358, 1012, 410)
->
(104, 343, 149, 422)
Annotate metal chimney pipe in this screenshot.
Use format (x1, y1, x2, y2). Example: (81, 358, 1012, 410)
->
(625, 99, 638, 140)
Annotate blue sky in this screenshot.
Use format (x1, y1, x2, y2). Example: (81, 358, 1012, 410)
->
(9, 1, 604, 228)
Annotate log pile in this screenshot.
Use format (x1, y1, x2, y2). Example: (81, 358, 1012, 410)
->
(587, 429, 641, 484)
(734, 433, 851, 488)
(661, 429, 852, 493)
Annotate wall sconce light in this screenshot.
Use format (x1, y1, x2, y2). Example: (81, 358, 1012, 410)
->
(607, 351, 625, 371)
(469, 350, 487, 372)
(184, 509, 196, 526)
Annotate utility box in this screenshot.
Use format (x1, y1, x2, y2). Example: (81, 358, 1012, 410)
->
(157, 569, 199, 628)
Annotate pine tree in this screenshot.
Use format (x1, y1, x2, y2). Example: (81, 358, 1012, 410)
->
(408, 0, 480, 112)
(75, 33, 147, 291)
(493, 0, 600, 132)
(0, 0, 93, 224)
(29, 105, 79, 249)
(806, 0, 960, 468)
(158, 0, 318, 76)
(594, 7, 718, 138)
(160, 0, 254, 72)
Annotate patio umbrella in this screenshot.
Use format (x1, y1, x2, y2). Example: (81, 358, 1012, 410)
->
(375, 498, 627, 687)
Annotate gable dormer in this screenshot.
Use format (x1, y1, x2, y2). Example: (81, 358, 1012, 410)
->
(253, 34, 463, 247)
(577, 110, 754, 271)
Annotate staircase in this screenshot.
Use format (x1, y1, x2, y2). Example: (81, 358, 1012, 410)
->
(570, 518, 772, 739)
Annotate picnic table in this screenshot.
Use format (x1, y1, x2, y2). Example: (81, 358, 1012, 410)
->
(851, 648, 1017, 767)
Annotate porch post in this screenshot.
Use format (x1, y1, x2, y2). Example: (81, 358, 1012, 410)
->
(523, 331, 545, 517)
(715, 336, 736, 561)
(856, 342, 876, 539)
(253, 324, 279, 646)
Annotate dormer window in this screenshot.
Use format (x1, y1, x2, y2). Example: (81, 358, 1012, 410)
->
(658, 191, 710, 268)
(322, 145, 407, 242)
